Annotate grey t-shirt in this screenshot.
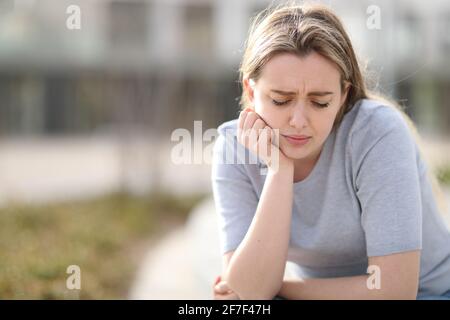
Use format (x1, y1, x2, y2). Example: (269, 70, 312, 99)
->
(211, 98, 450, 298)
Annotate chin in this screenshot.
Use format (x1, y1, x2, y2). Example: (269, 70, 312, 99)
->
(279, 145, 310, 160)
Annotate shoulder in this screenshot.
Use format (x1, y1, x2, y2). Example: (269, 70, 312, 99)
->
(214, 119, 238, 154)
(344, 99, 419, 178)
(217, 119, 238, 137)
(349, 99, 407, 135)
(347, 99, 414, 153)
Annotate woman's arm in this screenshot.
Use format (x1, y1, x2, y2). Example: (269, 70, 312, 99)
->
(279, 250, 420, 300)
(222, 109, 294, 300)
(224, 166, 294, 300)
(213, 251, 240, 300)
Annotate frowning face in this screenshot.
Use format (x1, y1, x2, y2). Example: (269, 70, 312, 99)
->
(244, 51, 349, 163)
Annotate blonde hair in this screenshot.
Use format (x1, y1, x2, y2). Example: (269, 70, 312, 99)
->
(239, 2, 449, 220)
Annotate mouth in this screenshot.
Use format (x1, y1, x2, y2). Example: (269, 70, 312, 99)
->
(282, 134, 311, 140)
(281, 134, 311, 147)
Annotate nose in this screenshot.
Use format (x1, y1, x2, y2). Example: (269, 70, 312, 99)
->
(288, 103, 308, 129)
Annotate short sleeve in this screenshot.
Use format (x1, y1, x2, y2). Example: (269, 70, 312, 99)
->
(353, 109, 423, 257)
(211, 133, 259, 255)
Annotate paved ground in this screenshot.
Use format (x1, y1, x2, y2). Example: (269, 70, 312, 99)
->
(128, 197, 222, 299)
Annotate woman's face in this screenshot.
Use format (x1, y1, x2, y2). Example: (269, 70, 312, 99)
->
(244, 52, 349, 163)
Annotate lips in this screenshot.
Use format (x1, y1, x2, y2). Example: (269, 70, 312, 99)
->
(281, 134, 312, 147)
(282, 134, 311, 140)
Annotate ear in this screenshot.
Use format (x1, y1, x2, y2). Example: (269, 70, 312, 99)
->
(243, 78, 255, 104)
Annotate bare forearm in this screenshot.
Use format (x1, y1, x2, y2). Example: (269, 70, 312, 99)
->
(279, 275, 416, 300)
(225, 166, 294, 299)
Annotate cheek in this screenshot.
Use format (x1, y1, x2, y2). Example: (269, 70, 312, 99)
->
(312, 111, 337, 136)
(254, 97, 280, 127)
(257, 107, 286, 129)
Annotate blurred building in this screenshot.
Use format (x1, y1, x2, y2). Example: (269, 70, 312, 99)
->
(0, 0, 449, 137)
(0, 0, 449, 204)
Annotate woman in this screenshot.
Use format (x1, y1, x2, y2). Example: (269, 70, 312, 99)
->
(211, 3, 450, 300)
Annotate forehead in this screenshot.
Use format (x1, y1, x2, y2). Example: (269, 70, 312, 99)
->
(258, 52, 341, 91)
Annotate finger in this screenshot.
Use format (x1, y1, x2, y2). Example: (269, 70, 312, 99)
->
(237, 111, 247, 133)
(237, 111, 249, 145)
(266, 126, 273, 144)
(240, 112, 258, 147)
(212, 275, 222, 298)
(214, 281, 232, 294)
(214, 281, 229, 294)
(270, 127, 280, 148)
(252, 111, 270, 128)
(251, 119, 266, 149)
(253, 118, 265, 131)
(257, 126, 271, 145)
(255, 127, 270, 158)
(243, 111, 258, 132)
(250, 111, 271, 131)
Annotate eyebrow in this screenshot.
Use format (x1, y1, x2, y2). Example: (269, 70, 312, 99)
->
(270, 89, 334, 97)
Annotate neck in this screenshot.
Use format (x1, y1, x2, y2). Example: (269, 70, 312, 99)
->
(293, 146, 323, 183)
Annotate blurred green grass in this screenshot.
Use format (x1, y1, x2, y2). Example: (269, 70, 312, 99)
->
(437, 165, 450, 186)
(0, 192, 205, 299)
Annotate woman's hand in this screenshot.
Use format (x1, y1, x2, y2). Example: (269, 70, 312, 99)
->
(212, 275, 240, 300)
(237, 108, 293, 172)
(213, 275, 293, 300)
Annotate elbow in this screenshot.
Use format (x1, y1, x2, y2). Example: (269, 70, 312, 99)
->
(235, 286, 279, 300)
(239, 292, 276, 300)
(237, 282, 280, 300)
(225, 268, 281, 300)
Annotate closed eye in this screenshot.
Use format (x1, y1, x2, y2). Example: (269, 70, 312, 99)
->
(271, 99, 330, 108)
(272, 99, 291, 106)
(312, 101, 330, 108)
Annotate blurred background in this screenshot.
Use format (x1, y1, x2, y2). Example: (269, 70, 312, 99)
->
(0, 0, 449, 299)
